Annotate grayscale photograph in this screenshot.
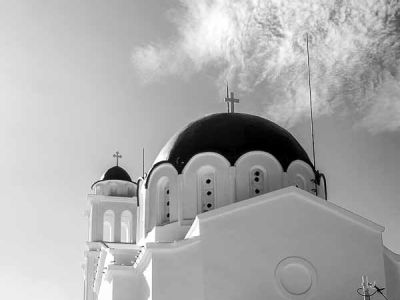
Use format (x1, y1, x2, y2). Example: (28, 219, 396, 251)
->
(1, 1, 399, 300)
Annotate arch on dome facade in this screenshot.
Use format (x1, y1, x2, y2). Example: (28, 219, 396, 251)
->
(287, 160, 316, 193)
(157, 177, 171, 225)
(146, 163, 178, 229)
(181, 153, 233, 221)
(235, 151, 284, 201)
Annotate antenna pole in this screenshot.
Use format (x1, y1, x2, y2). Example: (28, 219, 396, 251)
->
(306, 33, 316, 169)
(142, 148, 145, 178)
(226, 82, 230, 113)
(306, 33, 318, 196)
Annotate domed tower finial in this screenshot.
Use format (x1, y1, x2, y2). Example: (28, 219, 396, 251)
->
(113, 151, 122, 166)
(224, 83, 239, 113)
(91, 152, 136, 197)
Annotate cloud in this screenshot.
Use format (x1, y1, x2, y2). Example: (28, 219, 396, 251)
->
(132, 45, 186, 82)
(132, 0, 400, 133)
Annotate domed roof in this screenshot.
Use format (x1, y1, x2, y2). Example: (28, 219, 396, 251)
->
(91, 166, 133, 188)
(101, 166, 132, 181)
(152, 113, 314, 173)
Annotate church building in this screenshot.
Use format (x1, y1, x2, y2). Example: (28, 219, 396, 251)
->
(82, 98, 400, 300)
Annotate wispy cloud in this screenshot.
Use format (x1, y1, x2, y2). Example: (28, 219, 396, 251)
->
(132, 0, 400, 132)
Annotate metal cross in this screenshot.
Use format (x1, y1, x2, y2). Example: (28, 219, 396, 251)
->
(113, 151, 122, 166)
(225, 91, 240, 113)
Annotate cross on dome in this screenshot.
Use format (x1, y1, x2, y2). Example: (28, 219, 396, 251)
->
(113, 151, 122, 166)
(225, 91, 239, 113)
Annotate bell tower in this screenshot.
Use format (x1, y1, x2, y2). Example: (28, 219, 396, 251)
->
(83, 152, 137, 300)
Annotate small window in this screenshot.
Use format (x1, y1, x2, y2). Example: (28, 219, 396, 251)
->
(161, 184, 170, 224)
(201, 173, 215, 213)
(250, 168, 264, 197)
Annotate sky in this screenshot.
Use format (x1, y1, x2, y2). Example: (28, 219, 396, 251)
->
(0, 1, 399, 300)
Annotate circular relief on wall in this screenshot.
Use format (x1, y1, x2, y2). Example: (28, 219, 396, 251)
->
(275, 257, 317, 300)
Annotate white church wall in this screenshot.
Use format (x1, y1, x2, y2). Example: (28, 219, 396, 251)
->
(383, 246, 400, 299)
(135, 252, 152, 300)
(97, 245, 146, 300)
(98, 279, 113, 300)
(287, 160, 316, 193)
(148, 239, 204, 300)
(98, 266, 137, 300)
(106, 270, 136, 300)
(235, 151, 283, 201)
(194, 187, 385, 300)
(145, 222, 191, 243)
(180, 153, 232, 221)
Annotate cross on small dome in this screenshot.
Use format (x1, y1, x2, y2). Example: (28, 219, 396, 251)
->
(113, 151, 122, 166)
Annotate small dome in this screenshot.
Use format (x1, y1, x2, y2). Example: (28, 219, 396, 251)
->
(101, 166, 132, 182)
(91, 166, 133, 189)
(152, 113, 314, 173)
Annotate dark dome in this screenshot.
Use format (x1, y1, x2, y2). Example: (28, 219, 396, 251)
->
(91, 166, 133, 188)
(152, 113, 314, 174)
(101, 166, 132, 181)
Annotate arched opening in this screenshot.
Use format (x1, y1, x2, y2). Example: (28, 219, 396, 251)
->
(120, 210, 133, 243)
(235, 151, 283, 202)
(103, 210, 115, 242)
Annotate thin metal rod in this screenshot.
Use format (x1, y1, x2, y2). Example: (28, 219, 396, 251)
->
(226, 82, 230, 113)
(306, 33, 316, 169)
(142, 148, 145, 178)
(306, 33, 319, 197)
